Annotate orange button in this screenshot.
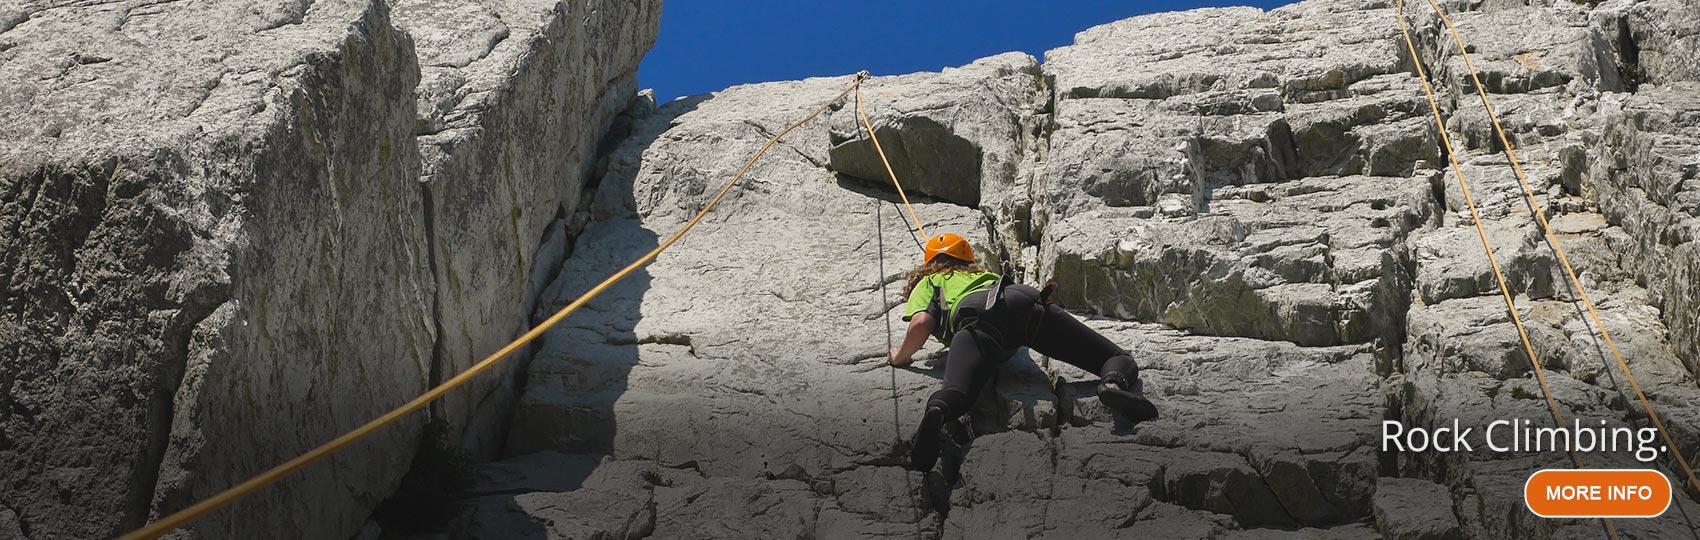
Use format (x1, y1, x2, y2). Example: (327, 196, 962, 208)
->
(1525, 469, 1671, 518)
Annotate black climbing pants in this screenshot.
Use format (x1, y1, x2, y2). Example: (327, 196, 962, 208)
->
(926, 284, 1137, 419)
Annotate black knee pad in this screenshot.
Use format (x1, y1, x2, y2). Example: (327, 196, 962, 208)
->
(926, 388, 969, 417)
(1100, 353, 1138, 384)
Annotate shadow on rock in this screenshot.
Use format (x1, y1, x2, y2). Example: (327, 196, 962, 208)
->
(427, 95, 705, 540)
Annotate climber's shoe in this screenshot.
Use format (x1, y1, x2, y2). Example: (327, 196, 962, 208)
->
(910, 402, 948, 472)
(1097, 379, 1158, 424)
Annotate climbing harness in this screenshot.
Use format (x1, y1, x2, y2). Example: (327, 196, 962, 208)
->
(921, 277, 959, 342)
(980, 271, 1006, 312)
(1024, 280, 1059, 343)
(118, 76, 870, 540)
(982, 241, 1019, 312)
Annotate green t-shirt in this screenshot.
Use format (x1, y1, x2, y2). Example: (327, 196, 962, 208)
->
(903, 271, 1000, 322)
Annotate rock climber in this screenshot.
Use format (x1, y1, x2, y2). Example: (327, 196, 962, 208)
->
(888, 232, 1159, 472)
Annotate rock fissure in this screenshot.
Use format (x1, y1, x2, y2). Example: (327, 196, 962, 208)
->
(420, 179, 448, 423)
(132, 293, 226, 529)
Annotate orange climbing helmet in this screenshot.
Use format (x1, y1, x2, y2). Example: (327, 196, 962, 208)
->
(923, 233, 975, 264)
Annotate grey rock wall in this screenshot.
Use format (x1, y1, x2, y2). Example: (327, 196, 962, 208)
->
(1589, 84, 1700, 378)
(5, 0, 1700, 538)
(470, 0, 1700, 538)
(1608, 0, 1700, 86)
(1393, 1, 1700, 539)
(0, 0, 659, 539)
(394, 0, 660, 457)
(1036, 2, 1439, 351)
(826, 52, 1045, 251)
(1, 2, 430, 539)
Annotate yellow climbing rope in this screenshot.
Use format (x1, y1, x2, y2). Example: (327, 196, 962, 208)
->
(1419, 0, 1700, 500)
(1394, 1, 1620, 537)
(116, 76, 868, 540)
(854, 76, 930, 238)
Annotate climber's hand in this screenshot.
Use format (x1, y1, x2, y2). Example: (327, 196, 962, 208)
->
(888, 347, 913, 367)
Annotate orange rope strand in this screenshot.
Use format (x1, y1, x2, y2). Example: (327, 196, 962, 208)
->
(1393, 1, 1616, 535)
(854, 79, 929, 239)
(1422, 0, 1700, 499)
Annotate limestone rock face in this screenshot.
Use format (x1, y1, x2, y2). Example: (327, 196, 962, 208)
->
(1372, 478, 1464, 540)
(1, 2, 429, 539)
(0, 0, 658, 539)
(1607, 0, 1700, 85)
(505, 73, 996, 472)
(7, 0, 1700, 538)
(1588, 84, 1700, 376)
(479, 0, 1700, 538)
(392, 0, 661, 457)
(825, 52, 1045, 249)
(1046, 175, 1434, 347)
(1036, 1, 1440, 352)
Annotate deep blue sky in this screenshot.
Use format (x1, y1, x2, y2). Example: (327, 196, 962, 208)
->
(637, 1, 1298, 102)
